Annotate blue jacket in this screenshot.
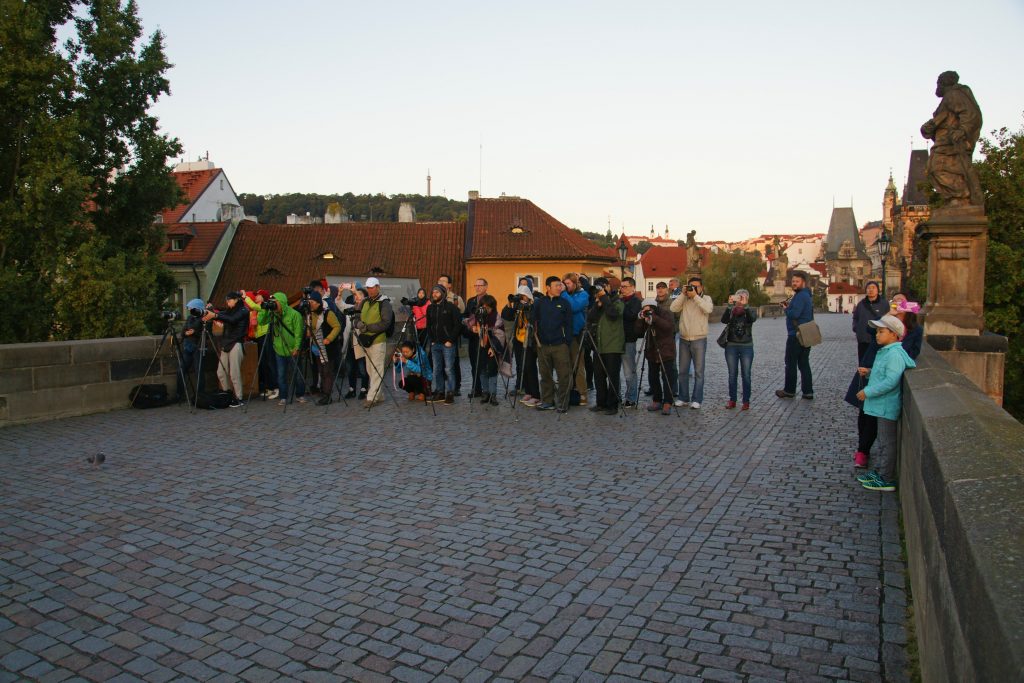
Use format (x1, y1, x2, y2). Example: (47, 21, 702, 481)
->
(862, 342, 916, 421)
(785, 287, 813, 336)
(561, 288, 589, 336)
(401, 347, 431, 377)
(532, 295, 572, 345)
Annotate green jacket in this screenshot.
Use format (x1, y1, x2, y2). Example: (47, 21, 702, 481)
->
(244, 295, 269, 338)
(588, 293, 625, 354)
(258, 292, 303, 356)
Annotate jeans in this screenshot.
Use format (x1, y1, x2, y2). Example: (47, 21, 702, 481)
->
(677, 337, 707, 403)
(432, 342, 456, 393)
(481, 354, 498, 396)
(622, 341, 638, 403)
(724, 344, 754, 403)
(784, 335, 813, 395)
(276, 353, 305, 402)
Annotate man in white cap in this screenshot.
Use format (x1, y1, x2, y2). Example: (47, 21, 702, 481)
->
(352, 277, 393, 407)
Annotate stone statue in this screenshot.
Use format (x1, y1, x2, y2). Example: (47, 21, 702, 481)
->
(920, 70, 983, 208)
(685, 230, 701, 271)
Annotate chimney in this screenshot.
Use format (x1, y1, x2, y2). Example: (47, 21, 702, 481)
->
(468, 190, 479, 200)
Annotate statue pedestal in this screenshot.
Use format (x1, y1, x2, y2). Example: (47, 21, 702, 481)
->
(919, 206, 988, 336)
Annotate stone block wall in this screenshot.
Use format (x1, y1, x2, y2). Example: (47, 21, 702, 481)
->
(900, 344, 1024, 682)
(0, 337, 179, 427)
(925, 332, 1007, 405)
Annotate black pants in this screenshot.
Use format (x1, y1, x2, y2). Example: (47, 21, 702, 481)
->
(513, 339, 540, 398)
(453, 336, 462, 391)
(857, 341, 871, 364)
(584, 338, 595, 389)
(594, 352, 622, 408)
(255, 335, 278, 392)
(400, 374, 430, 395)
(466, 334, 483, 395)
(348, 348, 368, 392)
(784, 336, 813, 395)
(857, 409, 878, 454)
(648, 360, 674, 405)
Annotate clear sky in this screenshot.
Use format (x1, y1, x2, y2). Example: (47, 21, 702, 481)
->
(135, 0, 1024, 241)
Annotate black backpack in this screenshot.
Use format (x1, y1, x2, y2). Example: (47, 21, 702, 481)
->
(196, 390, 234, 409)
(129, 384, 170, 409)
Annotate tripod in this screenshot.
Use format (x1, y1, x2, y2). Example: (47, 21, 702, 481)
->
(133, 317, 193, 409)
(503, 305, 536, 422)
(392, 308, 435, 416)
(634, 317, 682, 417)
(243, 311, 308, 413)
(558, 322, 625, 419)
(352, 326, 400, 410)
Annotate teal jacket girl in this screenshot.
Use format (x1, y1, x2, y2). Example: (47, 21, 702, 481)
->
(862, 342, 917, 421)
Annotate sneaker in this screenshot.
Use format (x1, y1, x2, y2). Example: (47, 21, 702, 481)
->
(856, 470, 880, 484)
(536, 402, 556, 411)
(854, 451, 868, 468)
(297, 396, 308, 404)
(673, 399, 686, 407)
(862, 477, 896, 492)
(690, 402, 700, 410)
(526, 398, 542, 408)
(278, 399, 287, 406)
(644, 388, 653, 396)
(726, 400, 736, 409)
(647, 402, 662, 412)
(267, 389, 279, 400)
(358, 389, 368, 399)
(661, 403, 671, 415)
(578, 396, 588, 406)
(802, 393, 814, 400)
(775, 389, 796, 398)
(623, 400, 636, 408)
(344, 389, 356, 399)
(741, 402, 750, 411)
(480, 393, 491, 404)
(228, 399, 243, 408)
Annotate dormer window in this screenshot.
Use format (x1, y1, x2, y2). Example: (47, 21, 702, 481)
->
(170, 237, 185, 252)
(320, 252, 336, 260)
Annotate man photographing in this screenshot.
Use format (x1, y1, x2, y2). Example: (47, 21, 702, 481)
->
(352, 277, 393, 407)
(669, 276, 713, 409)
(203, 291, 248, 407)
(177, 298, 206, 402)
(587, 277, 624, 415)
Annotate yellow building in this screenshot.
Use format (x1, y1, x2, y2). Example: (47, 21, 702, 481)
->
(464, 196, 618, 304)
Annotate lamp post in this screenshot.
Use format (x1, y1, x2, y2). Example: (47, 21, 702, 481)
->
(617, 238, 628, 280)
(877, 230, 892, 299)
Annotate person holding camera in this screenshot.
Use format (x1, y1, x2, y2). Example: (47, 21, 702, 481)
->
(561, 273, 591, 405)
(394, 340, 431, 400)
(306, 291, 342, 405)
(177, 298, 207, 402)
(636, 301, 676, 415)
(618, 278, 643, 407)
(259, 292, 307, 405)
(352, 277, 393, 407)
(502, 285, 541, 406)
(471, 294, 506, 406)
(426, 283, 461, 404)
(203, 291, 249, 407)
(533, 276, 573, 411)
(242, 289, 278, 399)
(777, 271, 815, 399)
(463, 278, 489, 398)
(722, 289, 758, 410)
(586, 277, 624, 415)
(669, 276, 714, 409)
(437, 274, 465, 393)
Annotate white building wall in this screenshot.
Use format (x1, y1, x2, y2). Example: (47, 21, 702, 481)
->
(182, 171, 241, 223)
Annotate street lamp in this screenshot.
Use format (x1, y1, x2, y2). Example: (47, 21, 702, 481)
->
(617, 238, 628, 280)
(877, 230, 892, 298)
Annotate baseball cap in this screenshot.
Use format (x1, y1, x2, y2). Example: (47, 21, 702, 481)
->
(365, 277, 381, 288)
(869, 314, 905, 339)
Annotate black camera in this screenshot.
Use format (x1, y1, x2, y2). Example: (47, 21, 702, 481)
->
(341, 308, 360, 317)
(261, 299, 279, 311)
(161, 310, 180, 321)
(188, 307, 204, 317)
(301, 286, 313, 296)
(400, 296, 413, 306)
(685, 285, 697, 292)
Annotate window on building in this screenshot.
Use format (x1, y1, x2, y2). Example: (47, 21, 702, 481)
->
(848, 296, 854, 304)
(170, 237, 185, 252)
(514, 273, 542, 291)
(648, 282, 654, 293)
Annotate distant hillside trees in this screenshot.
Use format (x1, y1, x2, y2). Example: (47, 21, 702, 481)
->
(239, 193, 468, 223)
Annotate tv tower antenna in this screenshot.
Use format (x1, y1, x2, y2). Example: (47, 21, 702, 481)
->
(427, 169, 431, 197)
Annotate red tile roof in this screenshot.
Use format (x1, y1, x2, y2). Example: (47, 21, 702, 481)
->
(828, 282, 861, 295)
(638, 246, 688, 278)
(809, 262, 828, 277)
(160, 221, 232, 265)
(468, 197, 616, 262)
(210, 220, 466, 302)
(160, 169, 221, 223)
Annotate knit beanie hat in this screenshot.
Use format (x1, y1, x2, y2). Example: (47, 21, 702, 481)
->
(432, 284, 447, 298)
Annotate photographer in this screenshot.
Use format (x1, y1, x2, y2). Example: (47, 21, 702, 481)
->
(259, 292, 307, 405)
(437, 274, 465, 393)
(393, 340, 431, 400)
(502, 286, 540, 406)
(463, 278, 489, 398)
(426, 283, 461, 404)
(636, 301, 676, 415)
(471, 294, 505, 406)
(203, 291, 248, 407)
(561, 273, 591, 405)
(407, 288, 430, 348)
(306, 291, 342, 405)
(177, 298, 206, 401)
(243, 289, 278, 399)
(586, 277, 624, 415)
(533, 276, 573, 411)
(619, 278, 643, 407)
(721, 289, 758, 410)
(352, 277, 393, 407)
(669, 276, 714, 409)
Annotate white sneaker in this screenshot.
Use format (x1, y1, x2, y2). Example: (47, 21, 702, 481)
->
(673, 399, 686, 407)
(690, 401, 701, 409)
(267, 389, 279, 400)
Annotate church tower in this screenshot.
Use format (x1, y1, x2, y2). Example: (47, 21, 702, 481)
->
(883, 171, 898, 230)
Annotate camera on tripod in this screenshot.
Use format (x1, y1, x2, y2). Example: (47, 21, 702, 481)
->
(261, 298, 279, 311)
(400, 296, 413, 306)
(161, 310, 181, 321)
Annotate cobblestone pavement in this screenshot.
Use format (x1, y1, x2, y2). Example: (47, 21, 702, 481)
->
(1, 314, 908, 682)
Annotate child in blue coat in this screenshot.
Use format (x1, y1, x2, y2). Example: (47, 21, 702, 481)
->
(395, 340, 432, 400)
(855, 314, 917, 491)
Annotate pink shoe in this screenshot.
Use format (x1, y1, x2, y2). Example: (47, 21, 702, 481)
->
(854, 451, 868, 469)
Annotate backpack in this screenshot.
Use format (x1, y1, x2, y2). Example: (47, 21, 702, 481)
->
(195, 390, 234, 409)
(129, 384, 170, 409)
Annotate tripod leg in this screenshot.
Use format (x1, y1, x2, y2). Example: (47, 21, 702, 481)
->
(586, 332, 625, 418)
(557, 333, 588, 417)
(650, 330, 682, 417)
(169, 332, 197, 410)
(359, 338, 399, 408)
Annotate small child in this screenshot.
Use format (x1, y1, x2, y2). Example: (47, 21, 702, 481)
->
(855, 314, 917, 492)
(394, 341, 431, 401)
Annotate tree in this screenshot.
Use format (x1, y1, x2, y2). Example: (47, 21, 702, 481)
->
(0, 0, 181, 342)
(699, 251, 769, 306)
(633, 241, 654, 255)
(976, 119, 1024, 419)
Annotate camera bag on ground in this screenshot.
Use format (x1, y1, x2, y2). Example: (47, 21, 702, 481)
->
(129, 384, 170, 409)
(195, 390, 234, 410)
